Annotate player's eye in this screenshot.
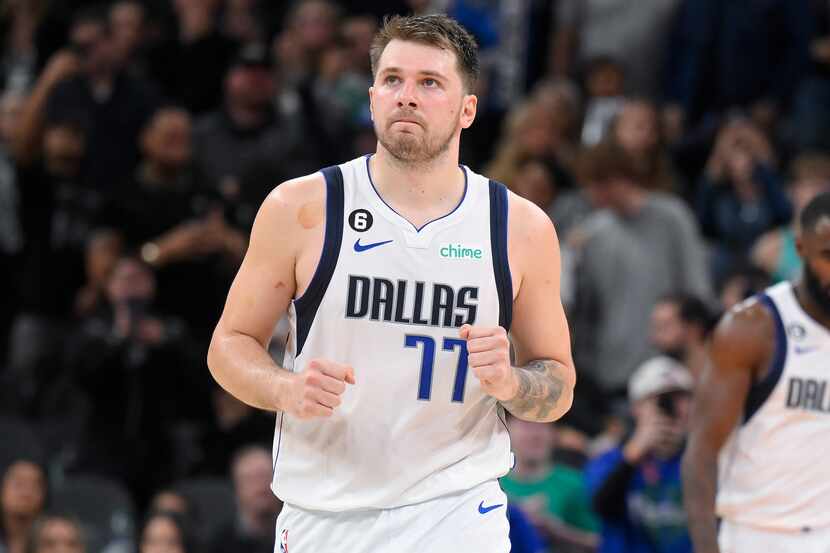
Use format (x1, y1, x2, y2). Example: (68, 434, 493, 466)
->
(423, 78, 438, 88)
(385, 75, 400, 85)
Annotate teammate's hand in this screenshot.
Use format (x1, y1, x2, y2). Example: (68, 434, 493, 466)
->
(287, 358, 355, 419)
(460, 325, 517, 401)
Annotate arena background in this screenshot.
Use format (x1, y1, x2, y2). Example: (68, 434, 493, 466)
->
(0, 1, 826, 552)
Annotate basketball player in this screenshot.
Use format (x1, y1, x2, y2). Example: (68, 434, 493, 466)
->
(206, 14, 576, 553)
(683, 191, 830, 553)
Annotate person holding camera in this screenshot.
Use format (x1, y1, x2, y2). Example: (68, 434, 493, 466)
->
(585, 356, 694, 553)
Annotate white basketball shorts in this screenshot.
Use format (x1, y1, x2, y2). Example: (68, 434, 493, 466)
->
(274, 479, 510, 553)
(719, 520, 830, 553)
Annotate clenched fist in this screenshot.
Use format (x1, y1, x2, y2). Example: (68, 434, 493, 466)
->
(287, 359, 355, 419)
(460, 325, 518, 401)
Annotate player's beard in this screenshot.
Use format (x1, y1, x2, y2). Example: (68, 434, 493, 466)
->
(804, 260, 830, 316)
(376, 115, 457, 165)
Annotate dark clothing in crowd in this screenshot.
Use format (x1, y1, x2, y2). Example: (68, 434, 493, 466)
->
(586, 447, 691, 553)
(667, 0, 811, 125)
(45, 72, 160, 192)
(100, 166, 232, 338)
(148, 31, 237, 115)
(193, 107, 320, 231)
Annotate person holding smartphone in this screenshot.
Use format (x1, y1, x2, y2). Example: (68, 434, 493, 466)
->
(585, 356, 694, 553)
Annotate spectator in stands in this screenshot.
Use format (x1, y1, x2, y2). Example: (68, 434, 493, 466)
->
(500, 417, 599, 553)
(7, 117, 91, 415)
(752, 153, 830, 283)
(148, 491, 190, 520)
(609, 98, 679, 195)
(696, 119, 792, 280)
(147, 0, 237, 114)
(73, 229, 123, 318)
(578, 56, 625, 147)
(716, 261, 771, 311)
(570, 141, 711, 398)
(25, 515, 84, 553)
(665, 0, 810, 137)
(101, 106, 244, 337)
(650, 294, 716, 380)
(66, 256, 204, 506)
(108, 1, 147, 73)
(0, 0, 44, 93)
(792, 0, 830, 151)
(208, 446, 281, 553)
(0, 459, 47, 553)
(192, 42, 319, 231)
(13, 6, 159, 191)
(506, 504, 545, 553)
(221, 0, 265, 44)
(0, 89, 24, 360)
(486, 98, 576, 190)
(274, 0, 341, 86)
(552, 0, 682, 99)
(139, 512, 193, 553)
(197, 386, 274, 477)
(586, 356, 694, 553)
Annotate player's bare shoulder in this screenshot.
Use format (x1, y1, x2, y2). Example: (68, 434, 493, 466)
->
(710, 295, 775, 378)
(504, 191, 560, 293)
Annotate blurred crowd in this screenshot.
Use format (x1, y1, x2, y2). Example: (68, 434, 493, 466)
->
(1, 1, 829, 553)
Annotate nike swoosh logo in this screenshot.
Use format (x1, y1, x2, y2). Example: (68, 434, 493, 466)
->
(478, 501, 504, 514)
(354, 238, 393, 252)
(794, 346, 820, 355)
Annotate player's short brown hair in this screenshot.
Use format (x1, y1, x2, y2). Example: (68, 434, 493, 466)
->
(369, 14, 479, 93)
(575, 141, 641, 185)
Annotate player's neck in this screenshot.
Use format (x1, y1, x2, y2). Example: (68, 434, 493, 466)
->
(369, 148, 465, 222)
(795, 280, 830, 330)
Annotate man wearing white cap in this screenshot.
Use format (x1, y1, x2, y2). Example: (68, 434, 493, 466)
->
(585, 356, 694, 553)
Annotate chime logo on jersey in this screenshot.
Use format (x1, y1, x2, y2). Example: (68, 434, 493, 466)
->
(439, 243, 484, 260)
(279, 529, 288, 553)
(345, 275, 479, 328)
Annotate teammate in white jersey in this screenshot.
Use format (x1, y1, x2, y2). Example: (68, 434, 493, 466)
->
(683, 191, 830, 553)
(207, 14, 576, 553)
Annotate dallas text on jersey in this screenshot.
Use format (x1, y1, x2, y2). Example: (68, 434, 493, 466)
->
(345, 275, 479, 328)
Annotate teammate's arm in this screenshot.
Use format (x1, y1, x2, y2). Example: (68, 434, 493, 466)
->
(463, 195, 576, 423)
(681, 301, 770, 553)
(207, 175, 353, 419)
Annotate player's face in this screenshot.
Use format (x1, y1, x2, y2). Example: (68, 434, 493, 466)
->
(799, 217, 830, 315)
(369, 39, 476, 164)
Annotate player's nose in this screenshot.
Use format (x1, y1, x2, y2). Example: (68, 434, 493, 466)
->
(396, 79, 418, 109)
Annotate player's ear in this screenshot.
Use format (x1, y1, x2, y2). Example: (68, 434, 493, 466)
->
(368, 86, 375, 121)
(460, 93, 477, 129)
(796, 234, 805, 258)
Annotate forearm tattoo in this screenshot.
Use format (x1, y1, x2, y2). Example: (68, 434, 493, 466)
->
(500, 359, 565, 421)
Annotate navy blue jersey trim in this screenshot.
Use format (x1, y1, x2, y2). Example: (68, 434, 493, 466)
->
(364, 154, 468, 233)
(272, 411, 284, 477)
(489, 180, 513, 331)
(743, 293, 788, 423)
(294, 165, 344, 356)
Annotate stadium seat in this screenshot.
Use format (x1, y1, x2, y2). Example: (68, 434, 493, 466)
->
(50, 475, 136, 553)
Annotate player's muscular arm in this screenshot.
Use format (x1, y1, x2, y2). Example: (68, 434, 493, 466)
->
(682, 301, 772, 553)
(463, 195, 575, 423)
(207, 175, 354, 418)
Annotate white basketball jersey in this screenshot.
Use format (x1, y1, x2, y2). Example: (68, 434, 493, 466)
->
(717, 281, 830, 530)
(271, 155, 513, 512)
